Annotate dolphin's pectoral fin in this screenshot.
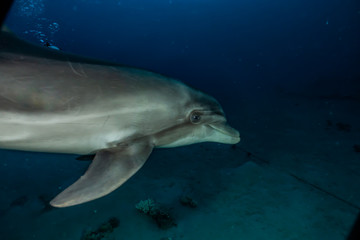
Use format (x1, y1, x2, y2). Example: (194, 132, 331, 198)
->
(50, 139, 153, 207)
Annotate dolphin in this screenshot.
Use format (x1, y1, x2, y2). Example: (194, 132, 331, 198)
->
(0, 29, 240, 207)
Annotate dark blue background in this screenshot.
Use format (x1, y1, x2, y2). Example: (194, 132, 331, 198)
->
(5, 0, 360, 102)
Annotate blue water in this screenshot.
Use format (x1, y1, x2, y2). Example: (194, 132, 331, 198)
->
(1, 0, 360, 239)
(6, 0, 360, 97)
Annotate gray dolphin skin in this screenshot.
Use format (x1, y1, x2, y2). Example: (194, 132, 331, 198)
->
(0, 29, 240, 207)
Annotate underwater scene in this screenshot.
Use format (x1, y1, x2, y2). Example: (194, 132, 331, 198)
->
(0, 0, 359, 239)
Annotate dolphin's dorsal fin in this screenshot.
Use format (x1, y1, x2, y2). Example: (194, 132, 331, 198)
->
(50, 139, 153, 207)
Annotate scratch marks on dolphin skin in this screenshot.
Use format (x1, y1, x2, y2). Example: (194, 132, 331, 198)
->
(0, 94, 17, 104)
(102, 115, 110, 127)
(67, 61, 87, 78)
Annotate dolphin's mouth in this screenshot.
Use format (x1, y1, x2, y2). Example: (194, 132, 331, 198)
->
(209, 122, 240, 144)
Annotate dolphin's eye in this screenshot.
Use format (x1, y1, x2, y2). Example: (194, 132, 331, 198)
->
(190, 111, 202, 124)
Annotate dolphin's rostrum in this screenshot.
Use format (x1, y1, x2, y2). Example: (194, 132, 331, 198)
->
(0, 29, 240, 207)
